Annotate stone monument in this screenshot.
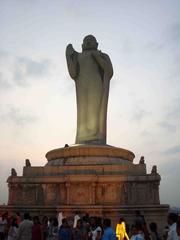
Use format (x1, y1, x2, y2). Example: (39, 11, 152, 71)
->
(4, 35, 168, 231)
(66, 35, 113, 145)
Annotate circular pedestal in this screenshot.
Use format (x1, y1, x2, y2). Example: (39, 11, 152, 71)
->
(46, 145, 135, 166)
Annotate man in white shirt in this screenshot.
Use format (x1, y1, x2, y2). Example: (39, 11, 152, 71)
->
(16, 212, 33, 240)
(73, 211, 81, 228)
(167, 213, 180, 240)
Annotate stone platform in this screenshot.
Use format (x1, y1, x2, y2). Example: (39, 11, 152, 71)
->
(6, 145, 169, 231)
(46, 144, 135, 165)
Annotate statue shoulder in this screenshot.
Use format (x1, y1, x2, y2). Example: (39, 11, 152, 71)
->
(100, 52, 112, 61)
(100, 52, 113, 78)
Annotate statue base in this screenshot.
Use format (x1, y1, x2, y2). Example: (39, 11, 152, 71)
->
(46, 144, 135, 165)
(5, 145, 169, 232)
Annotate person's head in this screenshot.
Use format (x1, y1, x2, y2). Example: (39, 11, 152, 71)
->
(12, 218, 18, 227)
(103, 218, 111, 229)
(82, 35, 98, 51)
(53, 217, 58, 227)
(85, 212, 89, 218)
(82, 212, 90, 223)
(62, 218, 68, 228)
(96, 217, 102, 227)
(119, 217, 124, 224)
(176, 220, 180, 236)
(90, 217, 96, 227)
(33, 216, 40, 225)
(77, 219, 83, 228)
(75, 211, 80, 215)
(135, 210, 141, 216)
(24, 212, 30, 220)
(149, 222, 157, 232)
(42, 216, 48, 225)
(167, 213, 178, 226)
(131, 226, 138, 235)
(16, 212, 20, 217)
(2, 212, 8, 220)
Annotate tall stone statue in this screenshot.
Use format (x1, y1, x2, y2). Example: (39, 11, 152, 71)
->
(66, 35, 113, 145)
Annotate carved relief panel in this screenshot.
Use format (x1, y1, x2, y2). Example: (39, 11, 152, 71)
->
(103, 183, 118, 203)
(45, 184, 59, 205)
(59, 183, 66, 204)
(69, 183, 91, 205)
(22, 184, 36, 205)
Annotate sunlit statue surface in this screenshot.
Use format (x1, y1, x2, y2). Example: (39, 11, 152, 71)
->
(66, 35, 113, 145)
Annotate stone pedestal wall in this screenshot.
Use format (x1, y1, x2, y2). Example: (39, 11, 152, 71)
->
(5, 145, 169, 233)
(7, 168, 160, 206)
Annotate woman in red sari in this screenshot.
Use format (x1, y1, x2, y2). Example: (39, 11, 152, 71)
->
(32, 216, 42, 240)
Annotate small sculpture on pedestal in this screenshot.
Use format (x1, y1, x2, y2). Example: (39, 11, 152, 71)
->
(139, 156, 145, 164)
(151, 165, 157, 175)
(25, 159, 31, 167)
(11, 168, 17, 176)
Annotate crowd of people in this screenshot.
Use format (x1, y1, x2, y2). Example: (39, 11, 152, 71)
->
(0, 210, 180, 240)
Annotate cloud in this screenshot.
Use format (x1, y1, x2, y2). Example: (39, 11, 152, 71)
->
(0, 106, 36, 126)
(164, 145, 180, 155)
(144, 21, 180, 54)
(140, 130, 151, 138)
(169, 22, 180, 43)
(131, 109, 150, 122)
(145, 42, 164, 52)
(158, 121, 176, 132)
(14, 57, 50, 86)
(0, 50, 51, 89)
(159, 157, 180, 206)
(0, 72, 11, 89)
(167, 98, 180, 119)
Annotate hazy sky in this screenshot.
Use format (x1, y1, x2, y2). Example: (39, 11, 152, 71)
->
(0, 0, 180, 206)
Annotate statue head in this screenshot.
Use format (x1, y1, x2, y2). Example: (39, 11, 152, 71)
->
(82, 35, 98, 51)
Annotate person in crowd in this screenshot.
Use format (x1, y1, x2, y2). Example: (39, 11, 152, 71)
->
(176, 220, 180, 237)
(73, 212, 81, 229)
(15, 213, 21, 226)
(149, 222, 160, 240)
(116, 217, 129, 240)
(57, 212, 65, 228)
(16, 212, 33, 240)
(47, 217, 54, 240)
(58, 218, 71, 240)
(134, 211, 145, 230)
(32, 216, 42, 240)
(52, 218, 59, 240)
(85, 222, 91, 240)
(163, 226, 169, 240)
(7, 218, 18, 240)
(80, 213, 90, 239)
(134, 211, 149, 240)
(101, 218, 116, 240)
(167, 213, 179, 240)
(130, 225, 144, 240)
(0, 212, 8, 240)
(42, 216, 49, 240)
(82, 213, 90, 224)
(89, 217, 102, 240)
(72, 218, 88, 240)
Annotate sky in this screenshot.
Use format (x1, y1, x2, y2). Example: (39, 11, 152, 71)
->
(0, 0, 180, 206)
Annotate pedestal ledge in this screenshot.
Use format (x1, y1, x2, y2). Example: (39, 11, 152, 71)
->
(46, 145, 135, 162)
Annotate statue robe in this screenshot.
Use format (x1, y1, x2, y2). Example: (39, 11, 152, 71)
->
(66, 49, 113, 145)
